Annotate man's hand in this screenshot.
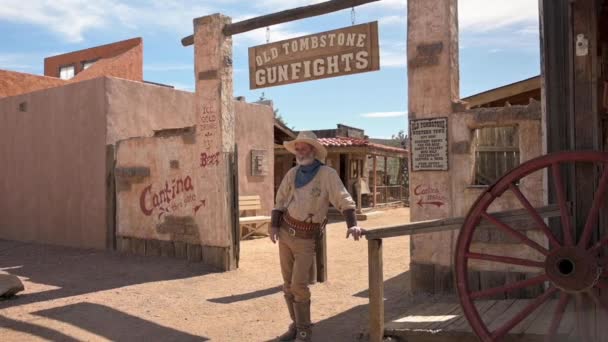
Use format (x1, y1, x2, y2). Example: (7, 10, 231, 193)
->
(269, 226, 280, 244)
(346, 226, 366, 241)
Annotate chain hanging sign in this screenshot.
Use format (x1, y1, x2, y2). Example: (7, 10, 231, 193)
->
(248, 21, 379, 89)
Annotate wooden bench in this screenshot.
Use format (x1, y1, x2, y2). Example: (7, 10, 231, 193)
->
(239, 195, 271, 239)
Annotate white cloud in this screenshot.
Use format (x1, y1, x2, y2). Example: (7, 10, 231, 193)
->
(0, 0, 219, 42)
(360, 111, 407, 118)
(380, 41, 406, 68)
(369, 0, 406, 10)
(373, 0, 537, 33)
(234, 24, 310, 46)
(0, 53, 46, 72)
(1, 0, 537, 44)
(517, 25, 540, 36)
(379, 15, 405, 27)
(459, 0, 538, 32)
(0, 0, 108, 42)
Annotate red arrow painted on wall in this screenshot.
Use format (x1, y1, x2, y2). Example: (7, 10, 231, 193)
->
(417, 199, 445, 208)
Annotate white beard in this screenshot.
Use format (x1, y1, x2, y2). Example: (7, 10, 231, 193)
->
(296, 155, 315, 166)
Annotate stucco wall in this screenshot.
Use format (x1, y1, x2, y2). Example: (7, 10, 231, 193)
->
(114, 134, 212, 244)
(235, 100, 275, 214)
(0, 70, 67, 98)
(105, 77, 195, 145)
(410, 103, 545, 272)
(0, 78, 108, 249)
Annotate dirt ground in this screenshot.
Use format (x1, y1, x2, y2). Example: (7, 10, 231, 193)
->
(0, 208, 413, 342)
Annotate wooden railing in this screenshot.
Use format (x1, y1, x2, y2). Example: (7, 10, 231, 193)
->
(364, 204, 562, 342)
(374, 185, 408, 205)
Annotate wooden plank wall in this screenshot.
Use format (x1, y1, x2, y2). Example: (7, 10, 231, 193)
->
(474, 126, 520, 185)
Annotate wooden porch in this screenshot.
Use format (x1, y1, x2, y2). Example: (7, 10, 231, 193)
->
(383, 298, 578, 342)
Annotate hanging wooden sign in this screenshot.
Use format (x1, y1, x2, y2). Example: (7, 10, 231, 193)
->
(249, 21, 379, 89)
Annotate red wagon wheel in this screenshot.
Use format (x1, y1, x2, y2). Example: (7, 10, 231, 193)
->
(455, 151, 608, 341)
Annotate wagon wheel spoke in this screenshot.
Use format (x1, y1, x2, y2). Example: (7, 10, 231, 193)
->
(545, 292, 570, 342)
(578, 166, 608, 249)
(481, 212, 550, 256)
(590, 238, 608, 254)
(587, 289, 608, 318)
(551, 163, 574, 246)
(509, 184, 561, 249)
(574, 293, 593, 342)
(466, 252, 544, 268)
(457, 152, 608, 342)
(470, 274, 548, 300)
(491, 287, 557, 340)
(596, 280, 608, 289)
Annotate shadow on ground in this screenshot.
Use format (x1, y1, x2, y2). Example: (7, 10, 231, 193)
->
(0, 239, 216, 310)
(207, 285, 283, 304)
(0, 302, 209, 341)
(262, 271, 414, 342)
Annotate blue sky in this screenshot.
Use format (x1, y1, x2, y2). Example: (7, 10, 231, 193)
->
(0, 0, 540, 139)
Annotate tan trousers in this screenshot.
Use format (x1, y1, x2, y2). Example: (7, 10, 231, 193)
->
(278, 223, 317, 303)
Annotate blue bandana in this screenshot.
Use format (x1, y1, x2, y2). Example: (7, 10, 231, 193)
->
(295, 159, 323, 188)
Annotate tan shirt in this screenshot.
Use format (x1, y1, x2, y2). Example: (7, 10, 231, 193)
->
(274, 165, 356, 224)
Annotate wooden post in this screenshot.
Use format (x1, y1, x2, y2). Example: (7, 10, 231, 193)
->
(373, 155, 377, 207)
(316, 232, 328, 282)
(368, 239, 384, 342)
(571, 1, 600, 334)
(384, 156, 388, 203)
(193, 14, 237, 270)
(356, 158, 362, 213)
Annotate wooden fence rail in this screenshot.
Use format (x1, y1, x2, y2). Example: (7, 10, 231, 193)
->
(364, 204, 563, 342)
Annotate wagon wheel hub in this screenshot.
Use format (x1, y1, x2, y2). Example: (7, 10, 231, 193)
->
(545, 247, 600, 293)
(455, 151, 608, 342)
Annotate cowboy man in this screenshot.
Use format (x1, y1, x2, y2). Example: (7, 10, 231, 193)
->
(270, 131, 365, 341)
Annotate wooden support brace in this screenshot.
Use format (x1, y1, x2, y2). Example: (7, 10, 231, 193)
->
(181, 0, 380, 45)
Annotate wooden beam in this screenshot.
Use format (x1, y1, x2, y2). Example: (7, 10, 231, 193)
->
(368, 239, 384, 342)
(383, 156, 388, 203)
(461, 76, 540, 108)
(182, 0, 380, 46)
(368, 147, 408, 159)
(373, 155, 377, 208)
(364, 204, 563, 240)
(572, 0, 600, 234)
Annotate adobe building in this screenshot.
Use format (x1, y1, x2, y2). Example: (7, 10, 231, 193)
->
(407, 0, 545, 293)
(0, 36, 274, 270)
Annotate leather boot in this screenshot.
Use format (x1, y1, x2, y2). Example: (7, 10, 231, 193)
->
(293, 300, 312, 342)
(277, 295, 297, 341)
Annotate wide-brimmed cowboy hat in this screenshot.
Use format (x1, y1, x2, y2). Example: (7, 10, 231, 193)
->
(284, 131, 328, 161)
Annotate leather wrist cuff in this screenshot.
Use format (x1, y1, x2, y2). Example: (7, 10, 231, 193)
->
(271, 209, 284, 228)
(344, 209, 357, 228)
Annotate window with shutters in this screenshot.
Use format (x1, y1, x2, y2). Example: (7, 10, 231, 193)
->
(473, 126, 520, 186)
